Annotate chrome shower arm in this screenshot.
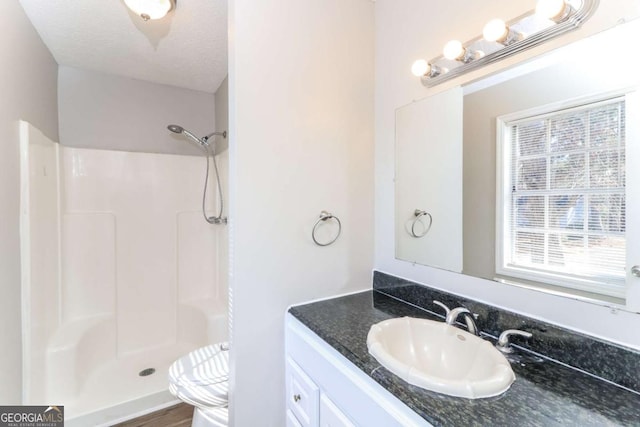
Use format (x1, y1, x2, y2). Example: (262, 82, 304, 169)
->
(203, 130, 227, 141)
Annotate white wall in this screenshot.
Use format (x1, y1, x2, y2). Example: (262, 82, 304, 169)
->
(228, 0, 374, 424)
(58, 66, 216, 155)
(0, 2, 58, 404)
(60, 147, 223, 354)
(375, 1, 640, 349)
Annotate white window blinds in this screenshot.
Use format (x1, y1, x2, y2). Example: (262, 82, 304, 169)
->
(501, 97, 626, 297)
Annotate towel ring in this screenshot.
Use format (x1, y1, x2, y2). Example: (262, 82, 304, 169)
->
(411, 209, 432, 238)
(312, 211, 342, 246)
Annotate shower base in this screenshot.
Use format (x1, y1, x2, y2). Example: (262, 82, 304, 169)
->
(64, 342, 198, 427)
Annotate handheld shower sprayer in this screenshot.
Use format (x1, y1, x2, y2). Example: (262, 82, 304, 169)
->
(167, 124, 228, 225)
(167, 124, 210, 148)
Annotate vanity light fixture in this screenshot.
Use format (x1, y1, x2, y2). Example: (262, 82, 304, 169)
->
(124, 0, 176, 21)
(442, 40, 464, 60)
(411, 59, 429, 77)
(411, 60, 443, 78)
(443, 40, 484, 63)
(482, 19, 523, 45)
(413, 0, 598, 87)
(536, 0, 574, 22)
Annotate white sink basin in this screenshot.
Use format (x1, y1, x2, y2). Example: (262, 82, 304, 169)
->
(367, 317, 515, 399)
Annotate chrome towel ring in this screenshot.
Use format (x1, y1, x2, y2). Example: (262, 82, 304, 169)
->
(312, 211, 342, 246)
(411, 209, 432, 238)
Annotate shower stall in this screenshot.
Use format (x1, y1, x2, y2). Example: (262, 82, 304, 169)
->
(20, 120, 229, 424)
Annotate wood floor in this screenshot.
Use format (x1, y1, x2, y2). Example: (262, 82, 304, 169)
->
(113, 403, 193, 427)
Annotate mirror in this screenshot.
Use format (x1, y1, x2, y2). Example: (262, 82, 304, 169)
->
(395, 19, 640, 309)
(395, 88, 463, 271)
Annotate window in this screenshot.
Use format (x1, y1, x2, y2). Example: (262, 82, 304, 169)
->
(497, 96, 626, 298)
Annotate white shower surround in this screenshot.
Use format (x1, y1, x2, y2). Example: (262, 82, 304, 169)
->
(21, 122, 228, 423)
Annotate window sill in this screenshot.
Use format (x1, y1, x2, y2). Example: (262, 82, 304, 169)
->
(494, 275, 626, 310)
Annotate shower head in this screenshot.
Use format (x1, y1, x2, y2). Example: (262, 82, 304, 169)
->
(167, 124, 184, 134)
(167, 124, 209, 149)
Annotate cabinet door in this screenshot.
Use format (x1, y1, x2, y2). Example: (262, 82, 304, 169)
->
(287, 410, 304, 427)
(286, 357, 319, 427)
(320, 394, 355, 427)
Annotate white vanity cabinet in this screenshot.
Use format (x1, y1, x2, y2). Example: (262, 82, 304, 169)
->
(284, 313, 430, 427)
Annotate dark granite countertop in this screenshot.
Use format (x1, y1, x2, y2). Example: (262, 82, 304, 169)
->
(289, 290, 640, 427)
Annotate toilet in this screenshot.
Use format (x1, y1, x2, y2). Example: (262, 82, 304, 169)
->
(169, 342, 230, 427)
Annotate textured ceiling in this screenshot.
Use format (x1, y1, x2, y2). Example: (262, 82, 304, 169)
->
(19, 0, 227, 94)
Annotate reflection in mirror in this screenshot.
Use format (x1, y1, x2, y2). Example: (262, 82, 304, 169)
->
(395, 19, 640, 311)
(494, 94, 627, 300)
(395, 88, 463, 271)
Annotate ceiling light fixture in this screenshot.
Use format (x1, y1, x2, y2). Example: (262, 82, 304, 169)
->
(412, 0, 598, 87)
(124, 0, 176, 21)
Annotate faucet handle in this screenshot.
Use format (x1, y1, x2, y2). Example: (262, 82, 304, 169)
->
(496, 329, 533, 354)
(432, 300, 451, 317)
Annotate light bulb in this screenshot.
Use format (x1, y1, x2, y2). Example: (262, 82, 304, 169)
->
(411, 60, 430, 77)
(566, 0, 584, 8)
(535, 0, 567, 21)
(483, 19, 509, 43)
(443, 40, 464, 60)
(124, 0, 175, 20)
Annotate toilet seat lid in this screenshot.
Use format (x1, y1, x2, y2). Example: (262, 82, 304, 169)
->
(169, 342, 229, 387)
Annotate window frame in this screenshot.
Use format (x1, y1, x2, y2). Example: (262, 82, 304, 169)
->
(495, 91, 629, 299)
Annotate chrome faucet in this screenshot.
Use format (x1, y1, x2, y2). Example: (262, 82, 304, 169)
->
(433, 300, 481, 336)
(496, 329, 532, 353)
(445, 307, 480, 336)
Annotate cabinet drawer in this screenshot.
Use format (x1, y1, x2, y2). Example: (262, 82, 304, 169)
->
(286, 357, 319, 427)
